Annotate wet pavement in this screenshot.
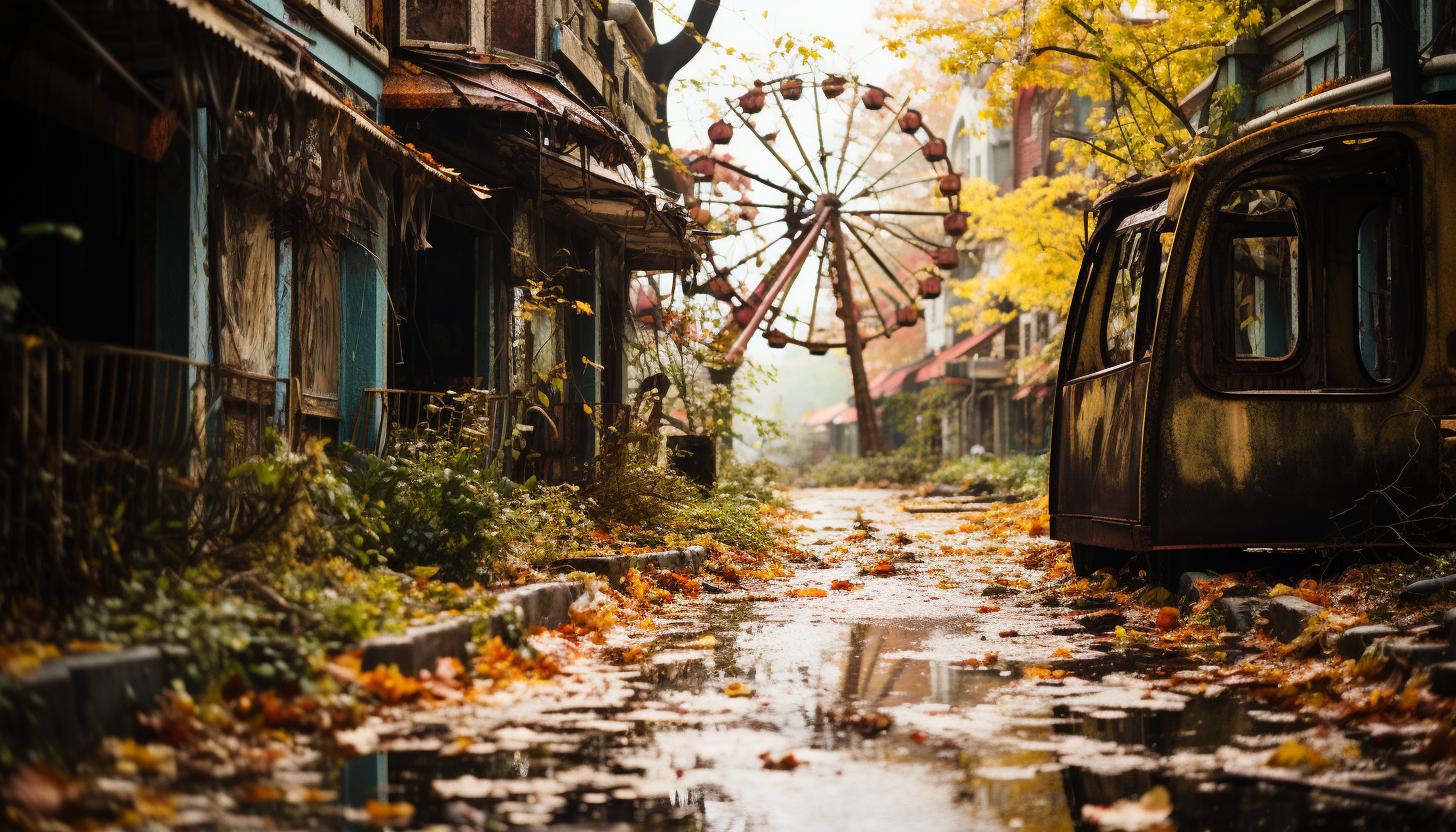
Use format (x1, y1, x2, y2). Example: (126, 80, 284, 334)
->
(235, 488, 1451, 831)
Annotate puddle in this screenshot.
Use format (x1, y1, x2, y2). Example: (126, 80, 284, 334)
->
(214, 489, 1448, 831)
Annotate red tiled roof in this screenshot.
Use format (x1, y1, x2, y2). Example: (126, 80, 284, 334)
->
(802, 402, 851, 427)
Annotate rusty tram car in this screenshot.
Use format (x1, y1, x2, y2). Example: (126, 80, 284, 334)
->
(1050, 106, 1456, 579)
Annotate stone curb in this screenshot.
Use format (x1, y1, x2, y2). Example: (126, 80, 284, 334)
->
(553, 545, 709, 589)
(19, 547, 710, 763)
(18, 647, 169, 763)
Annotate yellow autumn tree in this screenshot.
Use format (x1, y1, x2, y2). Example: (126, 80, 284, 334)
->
(957, 174, 1098, 326)
(883, 0, 1265, 176)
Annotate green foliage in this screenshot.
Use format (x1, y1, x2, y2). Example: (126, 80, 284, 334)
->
(932, 453, 1050, 499)
(805, 451, 936, 488)
(62, 560, 496, 692)
(717, 453, 789, 508)
(336, 441, 503, 583)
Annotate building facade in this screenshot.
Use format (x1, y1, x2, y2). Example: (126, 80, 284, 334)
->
(1, 0, 693, 563)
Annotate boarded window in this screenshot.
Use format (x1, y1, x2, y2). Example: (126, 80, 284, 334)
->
(217, 190, 277, 376)
(492, 0, 538, 57)
(297, 238, 341, 417)
(404, 0, 470, 45)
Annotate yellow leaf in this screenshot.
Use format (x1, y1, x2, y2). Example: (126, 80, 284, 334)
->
(582, 403, 593, 414)
(1266, 740, 1332, 771)
(690, 635, 718, 648)
(574, 300, 594, 315)
(724, 681, 755, 697)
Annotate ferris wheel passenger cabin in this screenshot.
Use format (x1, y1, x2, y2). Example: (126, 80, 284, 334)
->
(1049, 106, 1456, 582)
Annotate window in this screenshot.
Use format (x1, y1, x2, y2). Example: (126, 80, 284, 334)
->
(400, 0, 482, 50)
(1306, 48, 1339, 91)
(1230, 234, 1299, 358)
(1216, 189, 1301, 361)
(1198, 134, 1417, 392)
(1356, 199, 1412, 381)
(1103, 228, 1145, 365)
(298, 238, 342, 417)
(491, 0, 539, 57)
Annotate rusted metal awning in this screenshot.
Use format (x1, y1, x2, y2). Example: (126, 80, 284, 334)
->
(385, 49, 635, 167)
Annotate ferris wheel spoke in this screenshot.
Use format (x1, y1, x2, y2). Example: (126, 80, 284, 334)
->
(696, 198, 792, 209)
(772, 89, 823, 191)
(704, 215, 790, 241)
(846, 145, 926, 201)
(851, 214, 942, 250)
(858, 226, 928, 298)
(805, 232, 833, 338)
(835, 96, 910, 199)
(728, 101, 815, 195)
(721, 230, 793, 274)
(692, 155, 804, 199)
(843, 222, 918, 304)
(847, 250, 889, 331)
(831, 86, 860, 193)
(812, 76, 832, 189)
(841, 175, 940, 201)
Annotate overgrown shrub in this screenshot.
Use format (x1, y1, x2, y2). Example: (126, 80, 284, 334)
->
(803, 451, 934, 487)
(932, 453, 1049, 498)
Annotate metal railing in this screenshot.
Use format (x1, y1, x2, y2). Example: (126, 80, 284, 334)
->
(1, 336, 288, 602)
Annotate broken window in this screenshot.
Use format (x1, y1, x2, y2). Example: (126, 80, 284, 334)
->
(1199, 135, 1416, 392)
(217, 189, 277, 376)
(1217, 189, 1301, 361)
(1100, 206, 1169, 366)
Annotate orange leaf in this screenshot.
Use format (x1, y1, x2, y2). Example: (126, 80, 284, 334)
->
(789, 587, 828, 597)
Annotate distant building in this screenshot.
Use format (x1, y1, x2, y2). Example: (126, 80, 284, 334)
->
(1182, 0, 1456, 132)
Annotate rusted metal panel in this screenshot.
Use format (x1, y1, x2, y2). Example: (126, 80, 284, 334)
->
(1056, 362, 1145, 522)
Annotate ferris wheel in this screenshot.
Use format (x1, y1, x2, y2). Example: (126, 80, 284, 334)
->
(682, 73, 966, 456)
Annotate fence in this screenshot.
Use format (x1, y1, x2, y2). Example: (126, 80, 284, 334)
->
(350, 387, 634, 485)
(0, 336, 287, 603)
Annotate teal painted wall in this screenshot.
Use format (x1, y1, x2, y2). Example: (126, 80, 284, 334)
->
(338, 203, 388, 447)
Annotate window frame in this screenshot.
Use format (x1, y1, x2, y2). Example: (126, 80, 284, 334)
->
(1212, 212, 1306, 368)
(398, 0, 485, 52)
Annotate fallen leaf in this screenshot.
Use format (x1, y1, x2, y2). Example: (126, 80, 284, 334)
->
(690, 635, 718, 648)
(788, 587, 828, 597)
(759, 751, 802, 770)
(365, 799, 416, 826)
(1266, 739, 1333, 771)
(724, 681, 755, 697)
(1081, 785, 1174, 832)
(1155, 607, 1180, 631)
(830, 580, 862, 591)
(2, 764, 78, 817)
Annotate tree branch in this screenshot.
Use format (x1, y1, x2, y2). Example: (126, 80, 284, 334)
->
(1028, 45, 1196, 135)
